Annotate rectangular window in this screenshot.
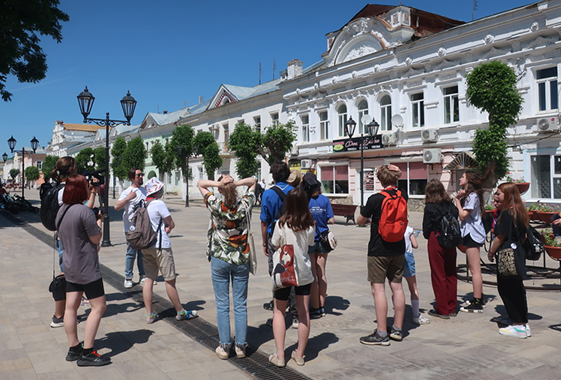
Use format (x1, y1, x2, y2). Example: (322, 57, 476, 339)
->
(36, 161, 42, 170)
(301, 115, 309, 142)
(537, 67, 558, 111)
(198, 166, 204, 181)
(320, 165, 348, 194)
(319, 111, 329, 140)
(271, 112, 279, 126)
(254, 116, 261, 133)
(411, 92, 425, 128)
(530, 155, 561, 199)
(338, 113, 347, 137)
(395, 162, 427, 195)
(381, 104, 392, 131)
(443, 86, 459, 124)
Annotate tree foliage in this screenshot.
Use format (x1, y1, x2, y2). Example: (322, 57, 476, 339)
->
(75, 147, 95, 173)
(0, 0, 69, 101)
(229, 122, 261, 178)
(150, 140, 174, 181)
(9, 168, 20, 180)
(24, 166, 40, 181)
(110, 136, 127, 180)
(41, 155, 59, 181)
(171, 125, 195, 181)
(261, 121, 297, 165)
(122, 137, 147, 173)
(466, 61, 523, 184)
(93, 147, 106, 170)
(194, 131, 222, 180)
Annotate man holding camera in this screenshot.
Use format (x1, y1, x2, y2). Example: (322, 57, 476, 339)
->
(114, 168, 147, 288)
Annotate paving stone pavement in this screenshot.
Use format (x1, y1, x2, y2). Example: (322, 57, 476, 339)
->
(1, 189, 561, 379)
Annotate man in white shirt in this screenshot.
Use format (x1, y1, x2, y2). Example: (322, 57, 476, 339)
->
(114, 168, 147, 288)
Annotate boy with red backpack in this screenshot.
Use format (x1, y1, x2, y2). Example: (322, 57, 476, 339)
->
(357, 164, 408, 346)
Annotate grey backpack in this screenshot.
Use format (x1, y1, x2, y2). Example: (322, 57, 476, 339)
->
(126, 200, 161, 250)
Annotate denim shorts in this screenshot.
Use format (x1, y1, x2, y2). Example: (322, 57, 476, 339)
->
(403, 251, 416, 278)
(308, 241, 328, 255)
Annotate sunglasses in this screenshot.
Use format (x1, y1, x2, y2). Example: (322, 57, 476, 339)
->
(136, 173, 144, 177)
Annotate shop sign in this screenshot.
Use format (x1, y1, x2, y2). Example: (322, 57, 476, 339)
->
(332, 135, 383, 152)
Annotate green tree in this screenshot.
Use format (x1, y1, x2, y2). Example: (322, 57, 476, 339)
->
(150, 140, 173, 181)
(122, 136, 147, 172)
(0, 0, 69, 101)
(111, 136, 127, 181)
(466, 61, 523, 184)
(9, 168, 20, 180)
(261, 121, 297, 165)
(170, 125, 195, 182)
(24, 166, 40, 182)
(41, 155, 59, 181)
(75, 147, 95, 173)
(229, 122, 262, 178)
(93, 146, 106, 170)
(194, 131, 222, 180)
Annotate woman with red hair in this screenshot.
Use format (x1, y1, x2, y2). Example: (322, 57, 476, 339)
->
(56, 175, 109, 366)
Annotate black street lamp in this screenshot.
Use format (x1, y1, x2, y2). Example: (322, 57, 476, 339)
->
(7, 136, 39, 199)
(77, 86, 137, 247)
(345, 117, 379, 207)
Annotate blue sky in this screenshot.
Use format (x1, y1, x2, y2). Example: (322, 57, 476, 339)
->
(0, 0, 535, 155)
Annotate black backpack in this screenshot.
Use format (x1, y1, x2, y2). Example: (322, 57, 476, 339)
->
(40, 182, 65, 231)
(523, 225, 544, 261)
(438, 206, 462, 248)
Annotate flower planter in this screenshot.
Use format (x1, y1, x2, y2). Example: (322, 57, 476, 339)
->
(515, 182, 530, 195)
(545, 245, 561, 260)
(532, 211, 558, 223)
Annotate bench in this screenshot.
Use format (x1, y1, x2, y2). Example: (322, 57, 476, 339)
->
(331, 204, 358, 225)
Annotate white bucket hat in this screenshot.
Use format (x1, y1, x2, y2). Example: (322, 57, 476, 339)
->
(144, 177, 164, 196)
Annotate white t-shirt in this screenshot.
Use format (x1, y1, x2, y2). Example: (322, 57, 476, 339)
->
(460, 192, 486, 244)
(146, 199, 171, 249)
(271, 223, 315, 286)
(118, 186, 147, 231)
(404, 226, 413, 253)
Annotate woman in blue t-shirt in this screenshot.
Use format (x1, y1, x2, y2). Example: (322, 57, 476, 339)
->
(302, 173, 334, 319)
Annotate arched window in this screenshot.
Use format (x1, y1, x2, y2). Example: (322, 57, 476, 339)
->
(380, 95, 392, 131)
(338, 104, 347, 137)
(357, 100, 369, 134)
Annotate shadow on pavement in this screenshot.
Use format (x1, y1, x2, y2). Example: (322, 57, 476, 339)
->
(96, 329, 155, 358)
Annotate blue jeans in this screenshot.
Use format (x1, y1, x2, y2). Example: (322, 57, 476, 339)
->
(210, 256, 249, 345)
(125, 242, 145, 279)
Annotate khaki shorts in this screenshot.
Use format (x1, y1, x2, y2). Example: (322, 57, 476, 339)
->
(367, 254, 405, 284)
(142, 246, 176, 281)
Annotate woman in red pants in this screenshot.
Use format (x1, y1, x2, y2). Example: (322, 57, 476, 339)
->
(422, 179, 459, 319)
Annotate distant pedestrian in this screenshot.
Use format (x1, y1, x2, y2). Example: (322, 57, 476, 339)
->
(269, 186, 315, 367)
(198, 175, 256, 360)
(56, 175, 110, 366)
(357, 164, 407, 346)
(422, 179, 458, 320)
(114, 168, 146, 288)
(455, 171, 486, 313)
(142, 177, 198, 324)
(287, 169, 302, 187)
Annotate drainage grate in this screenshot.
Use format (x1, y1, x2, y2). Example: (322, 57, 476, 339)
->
(5, 213, 312, 380)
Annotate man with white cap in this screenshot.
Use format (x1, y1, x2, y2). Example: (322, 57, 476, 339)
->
(142, 177, 198, 324)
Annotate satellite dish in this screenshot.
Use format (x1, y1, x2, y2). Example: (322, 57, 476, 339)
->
(391, 114, 403, 127)
(361, 114, 372, 125)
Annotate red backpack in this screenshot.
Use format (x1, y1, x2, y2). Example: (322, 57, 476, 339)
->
(378, 189, 408, 242)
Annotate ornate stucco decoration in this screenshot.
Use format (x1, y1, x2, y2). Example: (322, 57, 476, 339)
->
(526, 35, 559, 49)
(483, 46, 512, 59)
(437, 47, 447, 57)
(484, 34, 495, 44)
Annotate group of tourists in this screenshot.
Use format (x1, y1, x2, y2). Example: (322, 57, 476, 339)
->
(48, 155, 532, 369)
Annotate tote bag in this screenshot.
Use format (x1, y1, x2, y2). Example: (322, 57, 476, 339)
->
(272, 244, 299, 290)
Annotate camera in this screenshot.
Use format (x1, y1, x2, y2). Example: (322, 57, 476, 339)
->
(91, 207, 103, 218)
(83, 169, 106, 187)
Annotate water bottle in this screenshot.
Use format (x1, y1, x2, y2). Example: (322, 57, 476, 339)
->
(413, 230, 421, 238)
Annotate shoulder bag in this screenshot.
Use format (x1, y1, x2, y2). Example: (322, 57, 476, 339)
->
(496, 217, 527, 279)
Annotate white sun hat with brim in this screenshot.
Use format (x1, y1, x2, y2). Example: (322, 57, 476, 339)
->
(145, 177, 164, 196)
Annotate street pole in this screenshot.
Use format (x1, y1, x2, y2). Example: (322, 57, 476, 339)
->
(185, 154, 189, 207)
(21, 147, 25, 199)
(103, 113, 111, 247)
(360, 134, 364, 208)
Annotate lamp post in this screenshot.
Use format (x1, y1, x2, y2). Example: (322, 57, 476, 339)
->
(77, 87, 137, 247)
(7, 136, 39, 199)
(2, 152, 7, 184)
(177, 145, 189, 207)
(345, 117, 379, 207)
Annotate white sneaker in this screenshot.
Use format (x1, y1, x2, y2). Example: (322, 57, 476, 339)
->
(291, 317, 299, 329)
(413, 315, 430, 325)
(499, 325, 527, 339)
(525, 324, 532, 337)
(215, 344, 230, 360)
(124, 279, 133, 288)
(139, 276, 146, 285)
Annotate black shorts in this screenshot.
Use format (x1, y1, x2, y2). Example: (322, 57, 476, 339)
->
(462, 234, 483, 248)
(274, 283, 311, 301)
(49, 275, 66, 301)
(66, 278, 105, 300)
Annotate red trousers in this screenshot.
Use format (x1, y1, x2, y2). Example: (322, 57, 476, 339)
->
(427, 232, 457, 315)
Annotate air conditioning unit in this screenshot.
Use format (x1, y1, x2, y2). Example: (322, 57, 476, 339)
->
(382, 133, 398, 146)
(421, 128, 439, 142)
(301, 159, 312, 169)
(423, 148, 442, 164)
(536, 117, 560, 132)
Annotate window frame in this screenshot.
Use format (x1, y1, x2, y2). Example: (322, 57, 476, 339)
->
(319, 111, 329, 140)
(319, 164, 349, 195)
(357, 99, 369, 134)
(338, 104, 348, 137)
(411, 92, 425, 128)
(301, 114, 310, 142)
(443, 85, 459, 124)
(537, 67, 559, 112)
(380, 95, 392, 131)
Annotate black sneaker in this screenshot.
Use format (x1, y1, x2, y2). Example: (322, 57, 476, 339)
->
(460, 298, 484, 313)
(310, 307, 323, 319)
(51, 315, 64, 328)
(465, 297, 486, 308)
(263, 300, 274, 311)
(389, 327, 403, 341)
(359, 331, 390, 346)
(65, 344, 82, 362)
(428, 309, 450, 319)
(77, 350, 111, 367)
